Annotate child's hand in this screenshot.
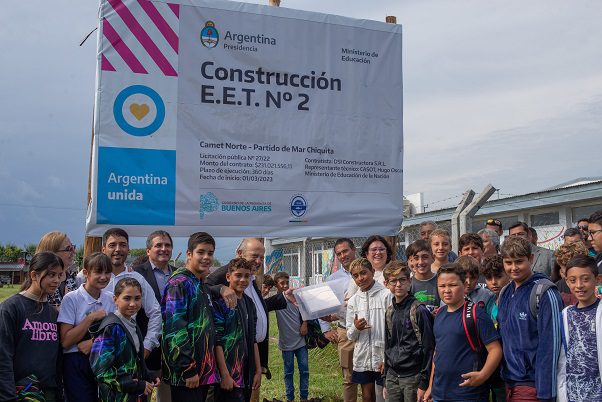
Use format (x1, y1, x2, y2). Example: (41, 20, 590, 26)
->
(153, 377, 161, 387)
(185, 374, 200, 389)
(143, 381, 154, 396)
(459, 371, 486, 387)
(77, 339, 93, 355)
(299, 322, 308, 336)
(88, 309, 107, 322)
(252, 372, 262, 389)
(421, 386, 432, 402)
(319, 314, 338, 322)
(323, 330, 339, 343)
(354, 314, 371, 330)
(220, 374, 237, 391)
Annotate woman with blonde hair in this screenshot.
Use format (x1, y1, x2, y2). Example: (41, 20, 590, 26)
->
(36, 231, 78, 307)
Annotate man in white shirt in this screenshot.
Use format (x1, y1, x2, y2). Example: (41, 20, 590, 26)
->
(101, 228, 162, 359)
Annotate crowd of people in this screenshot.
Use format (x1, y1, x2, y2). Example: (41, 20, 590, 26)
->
(0, 209, 601, 402)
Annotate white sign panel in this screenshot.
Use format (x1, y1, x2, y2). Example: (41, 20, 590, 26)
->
(86, 0, 403, 237)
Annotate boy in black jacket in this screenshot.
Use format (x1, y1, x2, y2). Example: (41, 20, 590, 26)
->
(383, 261, 435, 402)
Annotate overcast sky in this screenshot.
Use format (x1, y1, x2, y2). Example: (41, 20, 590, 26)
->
(1, 0, 600, 260)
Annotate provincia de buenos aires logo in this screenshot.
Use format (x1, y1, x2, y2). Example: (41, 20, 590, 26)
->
(200, 20, 276, 53)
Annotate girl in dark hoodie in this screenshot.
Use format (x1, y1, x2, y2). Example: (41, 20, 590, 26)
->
(90, 278, 160, 402)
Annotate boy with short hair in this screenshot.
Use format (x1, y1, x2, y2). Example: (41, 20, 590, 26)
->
(383, 261, 434, 402)
(588, 210, 602, 269)
(481, 254, 510, 401)
(261, 274, 275, 297)
(407, 240, 441, 312)
(213, 258, 261, 402)
(482, 255, 509, 298)
(162, 232, 219, 402)
(346, 258, 391, 402)
(458, 233, 485, 263)
(456, 256, 496, 318)
(497, 236, 563, 402)
(273, 271, 310, 402)
(430, 229, 452, 273)
(482, 255, 510, 323)
(425, 263, 502, 401)
(557, 255, 602, 402)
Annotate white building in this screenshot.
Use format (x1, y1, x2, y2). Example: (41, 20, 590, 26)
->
(265, 177, 602, 286)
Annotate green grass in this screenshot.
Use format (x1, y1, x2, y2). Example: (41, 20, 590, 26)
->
(0, 285, 18, 302)
(261, 312, 344, 402)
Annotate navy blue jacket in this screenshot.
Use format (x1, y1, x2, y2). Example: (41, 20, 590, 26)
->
(497, 272, 563, 401)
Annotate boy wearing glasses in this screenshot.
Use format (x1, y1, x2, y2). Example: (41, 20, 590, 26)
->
(383, 261, 434, 402)
(588, 211, 602, 269)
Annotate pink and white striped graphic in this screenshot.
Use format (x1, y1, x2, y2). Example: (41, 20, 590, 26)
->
(101, 0, 180, 76)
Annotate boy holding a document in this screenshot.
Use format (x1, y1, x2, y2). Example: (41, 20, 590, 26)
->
(274, 271, 310, 402)
(346, 258, 392, 402)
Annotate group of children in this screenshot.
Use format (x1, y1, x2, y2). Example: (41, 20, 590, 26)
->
(0, 232, 271, 402)
(1, 215, 601, 402)
(340, 222, 602, 402)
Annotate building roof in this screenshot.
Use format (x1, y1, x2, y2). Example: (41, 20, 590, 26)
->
(403, 179, 602, 227)
(543, 177, 602, 191)
(0, 262, 26, 272)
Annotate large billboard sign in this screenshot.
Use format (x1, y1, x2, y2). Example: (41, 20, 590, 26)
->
(86, 0, 403, 237)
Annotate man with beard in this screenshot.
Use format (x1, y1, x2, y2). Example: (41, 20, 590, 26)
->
(102, 228, 162, 360)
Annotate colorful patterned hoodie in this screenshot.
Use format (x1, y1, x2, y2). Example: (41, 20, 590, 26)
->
(213, 295, 257, 388)
(161, 267, 219, 386)
(90, 313, 155, 402)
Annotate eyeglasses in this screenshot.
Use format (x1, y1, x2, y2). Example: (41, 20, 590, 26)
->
(387, 278, 408, 285)
(486, 219, 502, 227)
(58, 244, 76, 253)
(578, 225, 589, 231)
(589, 230, 602, 238)
(368, 248, 387, 254)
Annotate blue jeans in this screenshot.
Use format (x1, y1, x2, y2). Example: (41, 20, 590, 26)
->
(282, 347, 309, 401)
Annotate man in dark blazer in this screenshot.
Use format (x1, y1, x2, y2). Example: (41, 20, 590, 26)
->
(206, 238, 288, 402)
(134, 230, 176, 402)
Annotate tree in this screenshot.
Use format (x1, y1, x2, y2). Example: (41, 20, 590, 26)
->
(24, 243, 37, 257)
(2, 244, 23, 262)
(75, 246, 84, 269)
(129, 248, 146, 257)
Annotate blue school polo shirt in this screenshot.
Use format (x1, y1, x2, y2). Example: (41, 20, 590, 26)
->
(432, 305, 499, 401)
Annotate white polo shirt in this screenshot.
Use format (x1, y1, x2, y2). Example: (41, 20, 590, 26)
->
(57, 285, 115, 353)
